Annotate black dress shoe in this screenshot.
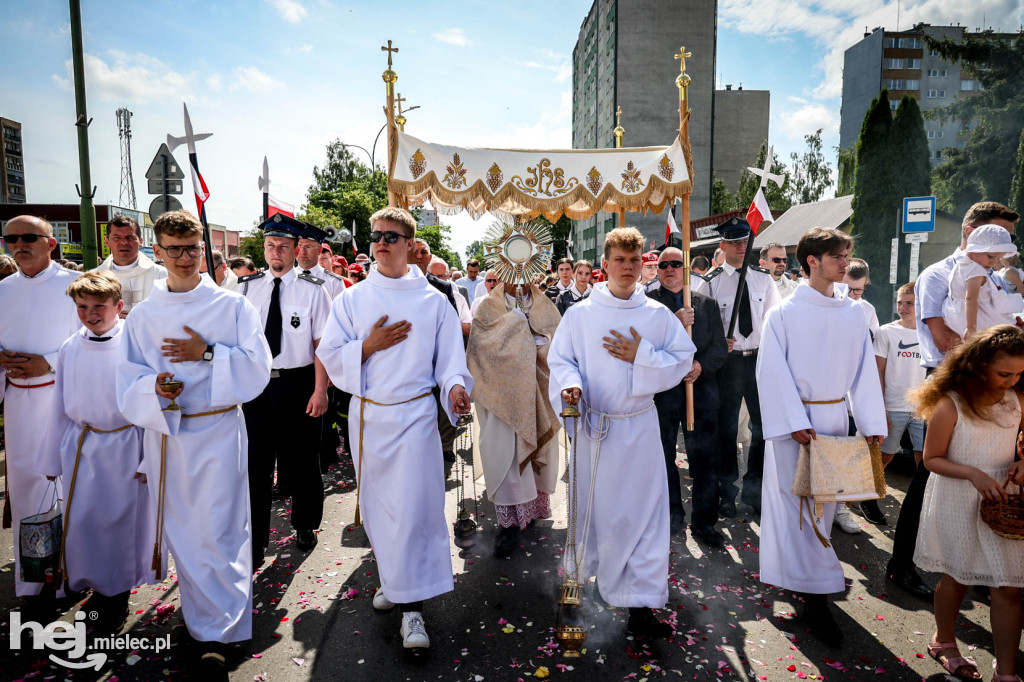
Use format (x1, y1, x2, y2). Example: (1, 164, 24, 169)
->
(626, 608, 673, 638)
(799, 594, 842, 647)
(691, 525, 726, 547)
(859, 499, 888, 525)
(719, 501, 737, 519)
(885, 563, 933, 600)
(296, 529, 318, 552)
(493, 524, 520, 559)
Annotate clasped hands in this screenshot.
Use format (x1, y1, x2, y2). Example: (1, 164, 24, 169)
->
(0, 350, 51, 379)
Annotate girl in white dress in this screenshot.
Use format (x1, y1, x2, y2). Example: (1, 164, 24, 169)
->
(911, 325, 1024, 682)
(943, 224, 1023, 339)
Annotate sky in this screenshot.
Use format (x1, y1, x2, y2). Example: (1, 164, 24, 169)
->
(2, 0, 1021, 260)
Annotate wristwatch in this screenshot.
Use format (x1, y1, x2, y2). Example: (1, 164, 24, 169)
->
(202, 344, 214, 362)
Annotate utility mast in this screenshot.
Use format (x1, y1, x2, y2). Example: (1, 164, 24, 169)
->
(116, 107, 137, 209)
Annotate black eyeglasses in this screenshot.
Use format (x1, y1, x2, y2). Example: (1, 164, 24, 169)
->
(658, 260, 685, 270)
(4, 233, 46, 244)
(369, 230, 407, 244)
(769, 257, 787, 264)
(160, 244, 202, 259)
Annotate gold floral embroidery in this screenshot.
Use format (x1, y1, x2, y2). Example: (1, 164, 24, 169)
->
(586, 167, 603, 195)
(658, 154, 674, 181)
(443, 153, 467, 189)
(486, 163, 503, 192)
(510, 158, 579, 198)
(620, 160, 645, 193)
(409, 149, 427, 179)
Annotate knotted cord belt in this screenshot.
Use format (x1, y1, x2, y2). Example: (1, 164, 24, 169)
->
(570, 402, 655, 578)
(153, 406, 238, 578)
(801, 398, 844, 405)
(59, 423, 133, 588)
(353, 391, 432, 527)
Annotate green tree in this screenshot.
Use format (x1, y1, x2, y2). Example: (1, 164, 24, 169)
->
(305, 139, 388, 254)
(736, 141, 791, 214)
(788, 129, 834, 205)
(238, 228, 266, 269)
(1009, 128, 1024, 243)
(417, 222, 463, 271)
(851, 91, 898, 312)
(925, 31, 1024, 214)
(836, 146, 857, 197)
(536, 215, 572, 262)
(890, 95, 932, 292)
(464, 240, 485, 263)
(711, 173, 735, 214)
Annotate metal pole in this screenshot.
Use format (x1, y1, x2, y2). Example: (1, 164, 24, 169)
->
(69, 0, 97, 269)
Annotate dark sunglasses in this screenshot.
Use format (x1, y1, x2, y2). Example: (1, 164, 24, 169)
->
(485, 278, 498, 283)
(4, 233, 46, 244)
(369, 230, 407, 244)
(769, 257, 787, 264)
(658, 260, 685, 270)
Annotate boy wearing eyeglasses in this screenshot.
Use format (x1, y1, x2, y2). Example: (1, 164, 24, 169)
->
(759, 242, 798, 299)
(117, 210, 272, 669)
(317, 206, 472, 650)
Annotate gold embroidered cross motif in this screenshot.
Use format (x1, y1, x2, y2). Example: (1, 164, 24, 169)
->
(620, 161, 645, 193)
(443, 153, 467, 189)
(409, 149, 427, 179)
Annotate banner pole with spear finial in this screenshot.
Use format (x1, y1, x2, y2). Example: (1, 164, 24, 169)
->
(675, 46, 696, 432)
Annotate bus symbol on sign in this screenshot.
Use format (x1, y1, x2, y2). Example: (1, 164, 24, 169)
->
(903, 196, 936, 233)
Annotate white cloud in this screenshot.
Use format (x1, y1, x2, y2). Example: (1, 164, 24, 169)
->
(230, 66, 284, 93)
(51, 50, 195, 103)
(432, 28, 470, 47)
(266, 0, 308, 24)
(207, 74, 222, 91)
(778, 102, 839, 139)
(521, 49, 571, 84)
(299, 44, 314, 54)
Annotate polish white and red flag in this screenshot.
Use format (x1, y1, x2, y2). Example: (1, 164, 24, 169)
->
(664, 203, 681, 245)
(267, 195, 295, 219)
(746, 188, 773, 235)
(190, 158, 210, 218)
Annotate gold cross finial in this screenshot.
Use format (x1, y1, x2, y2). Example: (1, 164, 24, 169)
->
(616, 106, 622, 127)
(381, 40, 399, 68)
(674, 46, 692, 72)
(396, 93, 406, 114)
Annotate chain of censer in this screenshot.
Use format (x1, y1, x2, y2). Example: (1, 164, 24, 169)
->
(564, 411, 579, 580)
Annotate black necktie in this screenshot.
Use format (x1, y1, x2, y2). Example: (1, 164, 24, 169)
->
(303, 269, 311, 275)
(265, 278, 282, 358)
(738, 281, 753, 337)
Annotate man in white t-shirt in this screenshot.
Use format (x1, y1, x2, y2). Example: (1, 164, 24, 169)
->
(867, 281, 926, 526)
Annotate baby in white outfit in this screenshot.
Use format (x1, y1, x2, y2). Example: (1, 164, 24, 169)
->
(943, 224, 1023, 338)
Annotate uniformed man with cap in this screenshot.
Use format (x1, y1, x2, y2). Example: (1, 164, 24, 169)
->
(694, 217, 781, 516)
(296, 229, 347, 300)
(239, 213, 333, 565)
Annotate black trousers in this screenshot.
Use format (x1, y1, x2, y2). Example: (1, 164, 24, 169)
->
(890, 460, 930, 569)
(716, 352, 765, 508)
(658, 402, 720, 528)
(433, 387, 457, 452)
(243, 365, 324, 559)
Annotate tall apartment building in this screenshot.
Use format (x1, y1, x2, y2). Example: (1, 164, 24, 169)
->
(1, 118, 26, 204)
(570, 0, 769, 262)
(840, 24, 1006, 165)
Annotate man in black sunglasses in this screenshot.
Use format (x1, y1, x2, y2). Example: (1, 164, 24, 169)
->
(759, 242, 798, 299)
(648, 247, 729, 546)
(0, 216, 82, 612)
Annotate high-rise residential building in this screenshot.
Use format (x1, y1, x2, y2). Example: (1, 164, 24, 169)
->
(840, 24, 1009, 165)
(570, 0, 769, 262)
(1, 118, 26, 204)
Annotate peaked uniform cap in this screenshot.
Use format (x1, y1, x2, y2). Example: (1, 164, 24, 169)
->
(714, 217, 752, 241)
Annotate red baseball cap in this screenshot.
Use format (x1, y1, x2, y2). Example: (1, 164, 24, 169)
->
(347, 263, 364, 274)
(642, 251, 658, 264)
(332, 255, 348, 268)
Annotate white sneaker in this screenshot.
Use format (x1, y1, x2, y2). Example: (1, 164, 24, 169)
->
(401, 611, 430, 649)
(833, 504, 862, 534)
(372, 588, 394, 611)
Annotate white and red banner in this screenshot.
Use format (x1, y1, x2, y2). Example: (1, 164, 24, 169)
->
(267, 195, 295, 219)
(746, 189, 773, 235)
(664, 202, 680, 244)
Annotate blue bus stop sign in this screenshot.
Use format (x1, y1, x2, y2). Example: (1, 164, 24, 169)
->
(903, 196, 936, 233)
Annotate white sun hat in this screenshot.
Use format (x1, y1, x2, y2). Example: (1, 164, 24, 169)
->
(965, 224, 1015, 254)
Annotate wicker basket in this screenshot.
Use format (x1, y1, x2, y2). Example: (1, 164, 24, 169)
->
(980, 479, 1024, 540)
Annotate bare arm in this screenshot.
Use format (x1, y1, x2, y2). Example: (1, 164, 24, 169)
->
(875, 355, 892, 429)
(925, 316, 961, 353)
(1006, 268, 1024, 293)
(964, 275, 984, 338)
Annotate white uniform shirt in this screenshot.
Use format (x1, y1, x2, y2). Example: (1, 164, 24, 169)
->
(455, 275, 484, 301)
(240, 267, 330, 369)
(694, 262, 781, 351)
(305, 263, 347, 300)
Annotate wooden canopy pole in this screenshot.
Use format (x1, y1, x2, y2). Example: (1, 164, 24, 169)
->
(382, 40, 399, 208)
(614, 106, 627, 228)
(675, 46, 695, 432)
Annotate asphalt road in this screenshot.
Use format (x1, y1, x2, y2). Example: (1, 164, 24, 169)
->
(0, 427, 1015, 681)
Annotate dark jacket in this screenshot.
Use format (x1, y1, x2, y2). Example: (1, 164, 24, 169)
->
(426, 272, 458, 311)
(556, 286, 590, 315)
(648, 287, 728, 412)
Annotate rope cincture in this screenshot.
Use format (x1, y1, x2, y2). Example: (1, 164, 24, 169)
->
(59, 423, 132, 590)
(153, 406, 238, 579)
(354, 391, 433, 527)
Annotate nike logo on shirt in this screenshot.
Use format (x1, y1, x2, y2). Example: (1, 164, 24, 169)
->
(897, 341, 919, 349)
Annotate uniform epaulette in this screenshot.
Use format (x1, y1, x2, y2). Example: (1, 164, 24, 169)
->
(323, 270, 344, 281)
(237, 272, 265, 283)
(749, 263, 770, 275)
(701, 266, 723, 282)
(297, 272, 325, 286)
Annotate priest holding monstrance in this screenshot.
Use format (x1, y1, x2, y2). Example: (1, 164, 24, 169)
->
(467, 220, 562, 560)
